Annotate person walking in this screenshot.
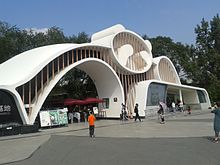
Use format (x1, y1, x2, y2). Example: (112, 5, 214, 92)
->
(211, 101, 220, 143)
(158, 103, 165, 124)
(121, 103, 128, 121)
(134, 103, 142, 122)
(171, 101, 176, 112)
(88, 111, 96, 137)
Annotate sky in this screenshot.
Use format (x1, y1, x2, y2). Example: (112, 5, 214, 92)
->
(0, 0, 219, 44)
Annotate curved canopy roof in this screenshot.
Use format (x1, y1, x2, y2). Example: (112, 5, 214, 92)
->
(0, 43, 108, 86)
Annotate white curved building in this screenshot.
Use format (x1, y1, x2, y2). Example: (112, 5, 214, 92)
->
(0, 24, 211, 126)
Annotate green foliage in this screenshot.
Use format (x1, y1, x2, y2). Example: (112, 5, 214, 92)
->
(192, 14, 220, 101)
(144, 14, 220, 102)
(58, 68, 97, 99)
(0, 21, 24, 63)
(68, 32, 90, 43)
(149, 36, 190, 77)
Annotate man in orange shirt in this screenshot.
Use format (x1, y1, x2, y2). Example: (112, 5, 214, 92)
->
(88, 111, 96, 137)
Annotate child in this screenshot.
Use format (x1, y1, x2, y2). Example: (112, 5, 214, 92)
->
(88, 111, 96, 137)
(187, 106, 191, 115)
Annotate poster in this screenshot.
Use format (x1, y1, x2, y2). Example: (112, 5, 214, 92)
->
(39, 108, 68, 127)
(49, 110, 59, 126)
(39, 111, 51, 127)
(57, 109, 68, 125)
(93, 107, 98, 114)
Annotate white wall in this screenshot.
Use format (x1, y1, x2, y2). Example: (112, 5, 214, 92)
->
(77, 60, 124, 118)
(134, 81, 148, 116)
(182, 90, 199, 104)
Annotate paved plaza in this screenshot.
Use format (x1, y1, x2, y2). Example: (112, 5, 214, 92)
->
(0, 111, 220, 165)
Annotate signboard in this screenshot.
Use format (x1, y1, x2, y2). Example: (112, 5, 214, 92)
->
(0, 105, 11, 115)
(39, 111, 51, 127)
(57, 109, 68, 125)
(39, 108, 68, 127)
(0, 90, 22, 125)
(93, 107, 98, 114)
(49, 110, 59, 126)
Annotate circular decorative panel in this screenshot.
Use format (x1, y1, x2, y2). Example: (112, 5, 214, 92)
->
(112, 31, 152, 73)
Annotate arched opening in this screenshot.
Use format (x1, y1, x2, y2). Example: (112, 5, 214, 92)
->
(43, 68, 98, 107)
(30, 59, 124, 124)
(76, 60, 124, 118)
(41, 68, 99, 124)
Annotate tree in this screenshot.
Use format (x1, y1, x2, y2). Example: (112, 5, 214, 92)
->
(46, 26, 67, 44)
(186, 14, 220, 101)
(0, 24, 69, 63)
(144, 14, 220, 102)
(68, 32, 90, 43)
(149, 36, 190, 78)
(58, 68, 97, 99)
(0, 21, 26, 63)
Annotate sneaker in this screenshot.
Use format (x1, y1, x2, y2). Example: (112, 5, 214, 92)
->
(213, 138, 218, 143)
(214, 140, 218, 143)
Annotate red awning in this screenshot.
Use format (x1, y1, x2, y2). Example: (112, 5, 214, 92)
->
(64, 98, 85, 106)
(83, 97, 104, 104)
(63, 98, 104, 106)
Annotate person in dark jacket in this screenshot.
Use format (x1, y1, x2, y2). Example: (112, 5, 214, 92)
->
(134, 103, 142, 122)
(211, 101, 220, 143)
(158, 103, 165, 124)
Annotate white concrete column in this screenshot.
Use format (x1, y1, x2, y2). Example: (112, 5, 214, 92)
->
(179, 89, 184, 111)
(179, 89, 183, 102)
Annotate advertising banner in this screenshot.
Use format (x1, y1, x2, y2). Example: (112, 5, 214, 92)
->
(57, 109, 68, 125)
(39, 108, 68, 127)
(49, 110, 59, 126)
(39, 111, 51, 127)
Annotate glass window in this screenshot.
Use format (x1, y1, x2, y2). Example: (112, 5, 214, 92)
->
(197, 90, 207, 103)
(147, 83, 167, 106)
(102, 98, 109, 109)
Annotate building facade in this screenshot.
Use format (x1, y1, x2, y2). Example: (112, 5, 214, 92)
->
(0, 24, 211, 126)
